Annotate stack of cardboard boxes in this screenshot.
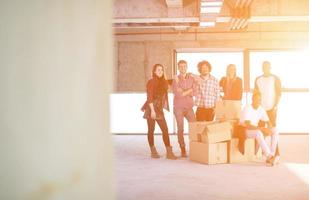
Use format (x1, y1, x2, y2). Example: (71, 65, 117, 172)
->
(189, 100, 260, 165)
(189, 121, 232, 164)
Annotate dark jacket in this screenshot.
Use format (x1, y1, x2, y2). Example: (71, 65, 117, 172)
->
(141, 78, 169, 119)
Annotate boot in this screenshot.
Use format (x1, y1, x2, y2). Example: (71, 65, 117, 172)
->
(166, 146, 177, 160)
(180, 146, 187, 158)
(150, 146, 160, 158)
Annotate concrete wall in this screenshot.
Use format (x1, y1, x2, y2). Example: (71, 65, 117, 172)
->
(115, 41, 175, 92)
(0, 1, 114, 200)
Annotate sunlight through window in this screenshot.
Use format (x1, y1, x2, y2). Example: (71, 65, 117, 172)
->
(285, 163, 309, 185)
(250, 50, 309, 133)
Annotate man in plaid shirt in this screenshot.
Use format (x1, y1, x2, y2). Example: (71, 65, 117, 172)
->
(194, 60, 221, 121)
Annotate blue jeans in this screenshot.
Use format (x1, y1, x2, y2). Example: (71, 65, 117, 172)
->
(174, 107, 196, 147)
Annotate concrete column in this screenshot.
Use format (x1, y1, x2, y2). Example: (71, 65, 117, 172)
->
(0, 1, 114, 200)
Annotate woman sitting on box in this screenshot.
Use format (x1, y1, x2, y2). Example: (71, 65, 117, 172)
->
(141, 63, 177, 160)
(219, 64, 243, 100)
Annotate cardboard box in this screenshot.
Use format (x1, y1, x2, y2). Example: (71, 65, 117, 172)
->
(201, 121, 232, 143)
(254, 148, 263, 160)
(228, 119, 239, 137)
(189, 141, 227, 164)
(227, 138, 255, 163)
(189, 121, 215, 141)
(215, 100, 241, 120)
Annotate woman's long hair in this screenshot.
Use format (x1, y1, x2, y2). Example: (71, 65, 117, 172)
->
(151, 63, 168, 95)
(226, 64, 236, 79)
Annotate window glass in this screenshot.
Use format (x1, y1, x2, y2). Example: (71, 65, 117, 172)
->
(177, 52, 244, 80)
(246, 92, 309, 133)
(110, 93, 174, 134)
(249, 50, 309, 88)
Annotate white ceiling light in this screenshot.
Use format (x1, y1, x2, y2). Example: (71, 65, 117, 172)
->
(199, 0, 224, 27)
(201, 1, 223, 7)
(199, 21, 216, 27)
(200, 6, 222, 13)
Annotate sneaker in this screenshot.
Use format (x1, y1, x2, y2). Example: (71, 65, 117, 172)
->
(266, 156, 275, 166)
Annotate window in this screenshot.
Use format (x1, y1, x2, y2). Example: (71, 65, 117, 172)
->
(110, 93, 175, 134)
(249, 50, 309, 89)
(110, 49, 309, 134)
(176, 51, 244, 80)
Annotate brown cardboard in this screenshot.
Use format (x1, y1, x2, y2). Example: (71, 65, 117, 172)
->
(215, 100, 241, 120)
(227, 138, 255, 163)
(228, 119, 239, 138)
(189, 141, 227, 164)
(254, 148, 263, 160)
(202, 121, 232, 143)
(189, 121, 215, 141)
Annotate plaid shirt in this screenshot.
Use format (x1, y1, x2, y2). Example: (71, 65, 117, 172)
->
(195, 74, 220, 108)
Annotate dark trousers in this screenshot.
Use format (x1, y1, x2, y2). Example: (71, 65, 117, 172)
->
(196, 107, 215, 122)
(267, 108, 277, 127)
(147, 117, 170, 147)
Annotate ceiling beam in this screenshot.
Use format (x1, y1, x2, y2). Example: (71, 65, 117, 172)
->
(113, 15, 309, 30)
(113, 17, 199, 23)
(114, 16, 309, 24)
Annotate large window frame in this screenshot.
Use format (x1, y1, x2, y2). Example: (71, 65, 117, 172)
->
(110, 48, 309, 134)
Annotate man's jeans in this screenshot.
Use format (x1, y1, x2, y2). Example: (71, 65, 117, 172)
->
(174, 107, 196, 148)
(246, 127, 279, 157)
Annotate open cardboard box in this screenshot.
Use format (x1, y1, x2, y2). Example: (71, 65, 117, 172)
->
(200, 121, 232, 143)
(215, 100, 241, 120)
(189, 121, 215, 141)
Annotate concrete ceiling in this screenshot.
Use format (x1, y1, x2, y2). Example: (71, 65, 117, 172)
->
(113, 0, 309, 34)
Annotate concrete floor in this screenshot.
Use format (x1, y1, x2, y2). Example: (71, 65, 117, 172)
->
(114, 135, 309, 200)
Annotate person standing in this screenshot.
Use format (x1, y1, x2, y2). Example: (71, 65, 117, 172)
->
(254, 61, 281, 127)
(254, 61, 281, 161)
(194, 60, 221, 121)
(141, 64, 177, 160)
(172, 60, 196, 157)
(220, 64, 243, 100)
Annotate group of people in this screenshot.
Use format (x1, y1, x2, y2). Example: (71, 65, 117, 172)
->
(141, 60, 281, 166)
